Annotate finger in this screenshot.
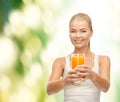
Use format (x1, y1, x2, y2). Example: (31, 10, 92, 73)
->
(70, 78, 81, 85)
(76, 65, 90, 69)
(68, 70, 77, 74)
(67, 77, 80, 84)
(75, 68, 89, 73)
(80, 73, 89, 82)
(69, 74, 79, 78)
(81, 77, 88, 82)
(77, 72, 89, 77)
(67, 72, 76, 78)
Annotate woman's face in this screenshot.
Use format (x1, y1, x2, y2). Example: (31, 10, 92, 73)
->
(69, 20, 93, 48)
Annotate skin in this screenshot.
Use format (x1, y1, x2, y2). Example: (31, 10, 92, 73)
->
(47, 18, 110, 95)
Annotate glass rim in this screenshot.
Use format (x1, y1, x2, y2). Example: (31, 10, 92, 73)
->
(71, 53, 85, 56)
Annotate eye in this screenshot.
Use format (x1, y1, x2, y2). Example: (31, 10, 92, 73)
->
(70, 30, 76, 33)
(82, 30, 86, 33)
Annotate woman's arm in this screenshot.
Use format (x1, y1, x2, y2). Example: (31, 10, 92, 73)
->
(47, 57, 65, 95)
(91, 56, 111, 92)
(75, 55, 110, 92)
(47, 57, 80, 95)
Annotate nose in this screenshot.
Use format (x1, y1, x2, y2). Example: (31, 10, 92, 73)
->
(76, 32, 81, 37)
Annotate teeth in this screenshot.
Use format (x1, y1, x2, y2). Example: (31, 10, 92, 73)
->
(76, 41, 81, 43)
(75, 40, 83, 43)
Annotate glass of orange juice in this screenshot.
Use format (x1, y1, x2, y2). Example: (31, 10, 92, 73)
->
(70, 53, 85, 85)
(71, 53, 85, 69)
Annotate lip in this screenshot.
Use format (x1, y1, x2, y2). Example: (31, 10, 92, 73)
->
(74, 39, 84, 43)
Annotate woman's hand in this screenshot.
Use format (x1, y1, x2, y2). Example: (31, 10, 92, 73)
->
(74, 65, 96, 82)
(64, 70, 81, 86)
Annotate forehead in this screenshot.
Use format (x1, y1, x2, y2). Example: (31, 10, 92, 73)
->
(70, 20, 89, 29)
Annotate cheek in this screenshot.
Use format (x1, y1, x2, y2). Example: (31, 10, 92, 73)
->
(85, 33, 92, 39)
(82, 35, 91, 43)
(85, 36, 90, 42)
(70, 32, 77, 37)
(69, 34, 74, 40)
(69, 34, 75, 44)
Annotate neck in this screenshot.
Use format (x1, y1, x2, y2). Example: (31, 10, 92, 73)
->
(73, 46, 91, 56)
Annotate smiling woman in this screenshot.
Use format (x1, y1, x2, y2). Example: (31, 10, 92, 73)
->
(47, 13, 111, 102)
(69, 13, 93, 50)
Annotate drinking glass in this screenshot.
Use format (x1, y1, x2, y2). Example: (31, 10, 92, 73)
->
(71, 53, 85, 85)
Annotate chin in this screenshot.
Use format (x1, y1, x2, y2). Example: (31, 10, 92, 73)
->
(75, 43, 83, 46)
(75, 45, 84, 49)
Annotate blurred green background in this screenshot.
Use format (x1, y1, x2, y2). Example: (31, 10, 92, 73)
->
(0, 0, 120, 102)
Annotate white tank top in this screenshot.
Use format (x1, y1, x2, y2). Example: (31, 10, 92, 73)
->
(63, 55, 101, 102)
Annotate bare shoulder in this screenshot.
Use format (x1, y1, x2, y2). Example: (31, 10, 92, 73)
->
(99, 55, 111, 69)
(54, 57, 65, 63)
(49, 57, 65, 80)
(53, 57, 65, 68)
(99, 55, 110, 64)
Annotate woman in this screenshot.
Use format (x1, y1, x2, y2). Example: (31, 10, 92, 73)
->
(47, 13, 110, 102)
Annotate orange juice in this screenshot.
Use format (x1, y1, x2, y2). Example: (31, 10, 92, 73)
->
(78, 55, 84, 65)
(71, 54, 85, 69)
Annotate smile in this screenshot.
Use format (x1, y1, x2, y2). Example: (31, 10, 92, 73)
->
(75, 40, 84, 43)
